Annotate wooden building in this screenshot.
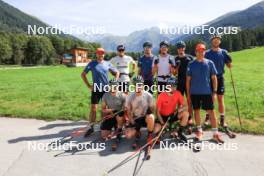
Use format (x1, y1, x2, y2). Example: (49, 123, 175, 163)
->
(62, 47, 91, 67)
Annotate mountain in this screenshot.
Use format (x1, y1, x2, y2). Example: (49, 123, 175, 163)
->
(0, 0, 76, 40)
(85, 0, 264, 51)
(176, 0, 264, 42)
(79, 27, 179, 52)
(0, 0, 50, 32)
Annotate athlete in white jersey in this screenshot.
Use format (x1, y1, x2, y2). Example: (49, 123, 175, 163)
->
(152, 41, 174, 94)
(110, 45, 136, 93)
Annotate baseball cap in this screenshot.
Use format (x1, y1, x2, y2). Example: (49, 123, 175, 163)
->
(96, 48, 105, 55)
(195, 43, 206, 52)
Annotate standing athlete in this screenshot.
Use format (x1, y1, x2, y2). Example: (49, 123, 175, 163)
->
(186, 43, 224, 143)
(110, 44, 136, 93)
(81, 48, 119, 137)
(138, 42, 156, 94)
(204, 34, 233, 129)
(152, 41, 174, 94)
(172, 41, 194, 133)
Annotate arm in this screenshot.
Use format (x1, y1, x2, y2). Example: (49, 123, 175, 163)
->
(101, 100, 113, 115)
(81, 71, 92, 90)
(211, 75, 218, 93)
(186, 76, 191, 100)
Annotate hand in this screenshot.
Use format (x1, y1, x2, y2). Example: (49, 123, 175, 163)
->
(87, 84, 93, 91)
(129, 72, 135, 78)
(212, 92, 217, 102)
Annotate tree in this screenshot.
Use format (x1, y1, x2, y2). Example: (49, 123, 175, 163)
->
(0, 36, 12, 64)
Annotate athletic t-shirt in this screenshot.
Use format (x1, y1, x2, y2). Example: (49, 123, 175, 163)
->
(157, 90, 184, 116)
(153, 54, 174, 82)
(125, 91, 154, 118)
(83, 60, 118, 91)
(138, 55, 156, 81)
(174, 54, 194, 85)
(205, 49, 232, 76)
(102, 91, 126, 111)
(110, 55, 136, 82)
(187, 59, 218, 95)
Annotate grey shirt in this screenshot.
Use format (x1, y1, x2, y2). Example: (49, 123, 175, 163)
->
(102, 91, 126, 111)
(125, 91, 154, 118)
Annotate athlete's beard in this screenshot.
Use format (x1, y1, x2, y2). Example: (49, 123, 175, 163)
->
(161, 52, 167, 56)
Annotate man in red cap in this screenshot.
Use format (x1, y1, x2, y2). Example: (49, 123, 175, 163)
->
(81, 48, 120, 137)
(186, 43, 224, 143)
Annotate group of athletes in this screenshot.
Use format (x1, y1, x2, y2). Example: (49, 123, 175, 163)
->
(80, 34, 234, 154)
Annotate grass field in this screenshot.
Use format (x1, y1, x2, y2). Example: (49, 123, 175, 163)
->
(0, 47, 264, 134)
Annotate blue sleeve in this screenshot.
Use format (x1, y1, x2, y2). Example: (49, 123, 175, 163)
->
(210, 62, 218, 76)
(108, 62, 118, 73)
(204, 51, 209, 59)
(186, 63, 192, 76)
(222, 50, 232, 64)
(83, 62, 93, 73)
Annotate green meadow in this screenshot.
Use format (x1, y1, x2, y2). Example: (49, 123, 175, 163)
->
(0, 47, 264, 134)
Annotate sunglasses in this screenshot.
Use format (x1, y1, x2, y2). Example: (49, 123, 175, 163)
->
(118, 49, 125, 52)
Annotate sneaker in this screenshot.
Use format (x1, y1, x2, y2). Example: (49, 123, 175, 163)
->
(212, 133, 224, 144)
(220, 117, 228, 127)
(178, 132, 188, 143)
(195, 130, 203, 141)
(111, 138, 120, 151)
(84, 127, 94, 138)
(132, 131, 141, 149)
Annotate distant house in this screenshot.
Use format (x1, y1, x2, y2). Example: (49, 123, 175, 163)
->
(62, 47, 91, 67)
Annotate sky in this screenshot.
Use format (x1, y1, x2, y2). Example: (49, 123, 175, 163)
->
(3, 0, 263, 36)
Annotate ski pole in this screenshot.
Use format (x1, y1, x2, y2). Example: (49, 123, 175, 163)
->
(229, 68, 242, 130)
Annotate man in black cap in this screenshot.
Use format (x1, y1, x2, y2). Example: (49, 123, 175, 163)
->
(110, 44, 137, 93)
(138, 42, 156, 94)
(172, 41, 194, 133)
(152, 41, 174, 94)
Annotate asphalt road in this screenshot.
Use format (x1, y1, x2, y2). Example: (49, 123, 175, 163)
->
(1, 117, 264, 176)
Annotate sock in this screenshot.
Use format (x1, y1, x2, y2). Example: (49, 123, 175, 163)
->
(148, 131, 153, 137)
(197, 125, 202, 132)
(212, 128, 218, 135)
(220, 114, 225, 125)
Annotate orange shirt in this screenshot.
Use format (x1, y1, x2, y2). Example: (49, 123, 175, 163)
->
(156, 90, 184, 116)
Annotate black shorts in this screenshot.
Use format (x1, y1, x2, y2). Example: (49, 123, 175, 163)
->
(144, 80, 154, 94)
(100, 117, 117, 131)
(91, 91, 105, 104)
(217, 76, 225, 95)
(155, 113, 179, 124)
(134, 116, 147, 130)
(177, 81, 186, 96)
(118, 82, 129, 92)
(191, 95, 214, 110)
